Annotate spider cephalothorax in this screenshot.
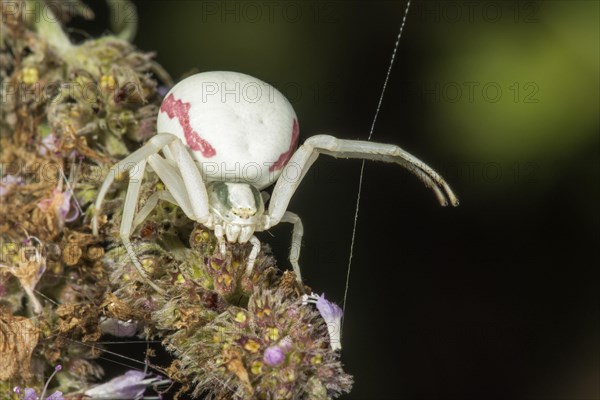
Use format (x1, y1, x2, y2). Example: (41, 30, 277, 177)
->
(93, 71, 458, 295)
(206, 181, 266, 240)
(204, 181, 268, 274)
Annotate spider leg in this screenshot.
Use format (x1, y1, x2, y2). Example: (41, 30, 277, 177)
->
(93, 133, 179, 235)
(135, 138, 211, 227)
(146, 154, 196, 219)
(132, 190, 178, 231)
(214, 224, 226, 255)
(268, 134, 458, 225)
(280, 211, 304, 287)
(123, 149, 210, 295)
(267, 148, 318, 226)
(245, 235, 261, 276)
(166, 138, 211, 223)
(160, 142, 176, 161)
(94, 133, 212, 296)
(119, 159, 166, 295)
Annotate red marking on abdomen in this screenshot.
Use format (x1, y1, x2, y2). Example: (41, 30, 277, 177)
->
(160, 93, 216, 158)
(269, 118, 299, 172)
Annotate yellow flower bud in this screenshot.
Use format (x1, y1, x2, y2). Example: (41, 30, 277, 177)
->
(100, 74, 116, 91)
(22, 67, 39, 84)
(251, 361, 263, 375)
(234, 311, 247, 323)
(244, 339, 260, 353)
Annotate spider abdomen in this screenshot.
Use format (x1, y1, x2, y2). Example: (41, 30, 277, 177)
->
(157, 71, 299, 189)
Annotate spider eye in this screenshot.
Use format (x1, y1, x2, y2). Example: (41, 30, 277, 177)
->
(232, 208, 256, 219)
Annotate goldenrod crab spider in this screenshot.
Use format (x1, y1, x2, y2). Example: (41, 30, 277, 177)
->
(92, 71, 458, 295)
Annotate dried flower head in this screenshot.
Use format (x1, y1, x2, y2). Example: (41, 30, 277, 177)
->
(0, 240, 47, 314)
(0, 175, 23, 197)
(37, 181, 79, 227)
(0, 310, 40, 381)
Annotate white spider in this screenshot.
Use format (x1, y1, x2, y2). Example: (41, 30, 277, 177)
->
(92, 71, 458, 294)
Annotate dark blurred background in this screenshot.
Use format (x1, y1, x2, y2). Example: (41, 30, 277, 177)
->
(79, 1, 599, 399)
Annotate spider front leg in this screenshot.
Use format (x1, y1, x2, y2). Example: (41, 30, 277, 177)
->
(268, 134, 459, 225)
(267, 134, 458, 286)
(245, 236, 262, 276)
(94, 134, 179, 294)
(214, 224, 227, 256)
(118, 159, 166, 294)
(280, 211, 304, 286)
(94, 133, 180, 235)
(94, 134, 212, 295)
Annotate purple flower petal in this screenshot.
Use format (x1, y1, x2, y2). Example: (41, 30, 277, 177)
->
(157, 85, 170, 97)
(63, 197, 80, 223)
(39, 134, 58, 156)
(315, 294, 343, 321)
(263, 345, 285, 367)
(36, 186, 78, 224)
(57, 190, 72, 220)
(23, 388, 38, 400)
(45, 391, 64, 400)
(312, 294, 343, 351)
(85, 370, 164, 399)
